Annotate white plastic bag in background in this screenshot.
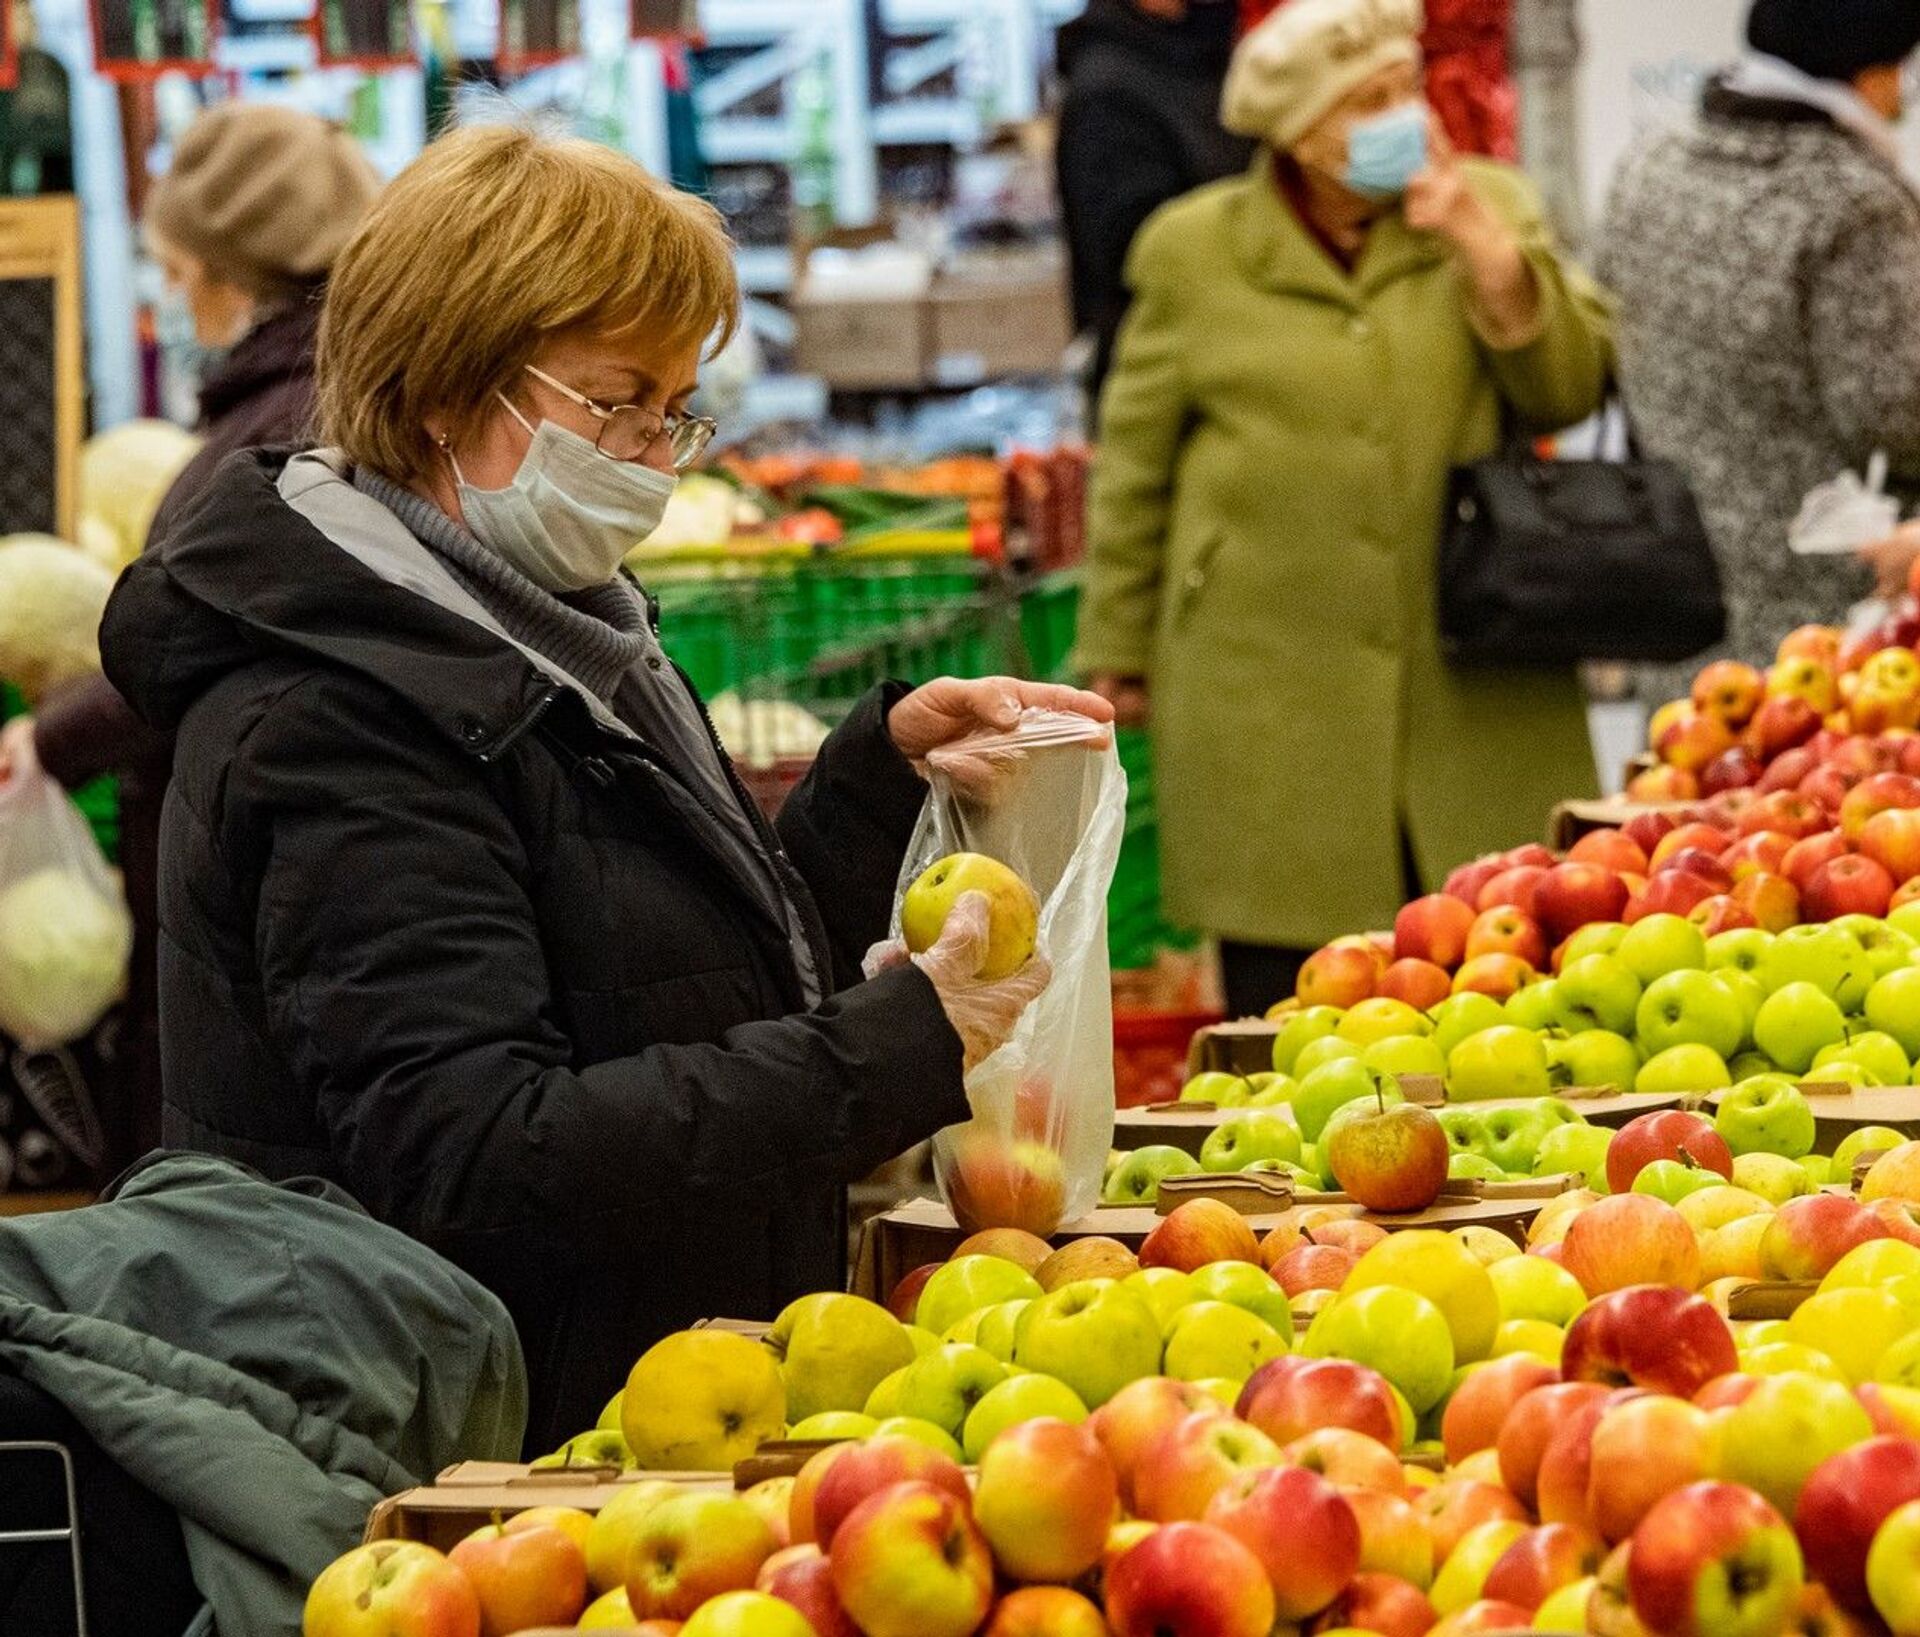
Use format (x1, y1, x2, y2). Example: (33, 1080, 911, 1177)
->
(1789, 452, 1900, 556)
(0, 766, 132, 1050)
(889, 708, 1126, 1236)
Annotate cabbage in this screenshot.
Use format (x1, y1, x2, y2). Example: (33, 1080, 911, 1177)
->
(0, 537, 114, 701)
(78, 418, 201, 569)
(635, 473, 743, 552)
(0, 866, 131, 1048)
(706, 692, 832, 761)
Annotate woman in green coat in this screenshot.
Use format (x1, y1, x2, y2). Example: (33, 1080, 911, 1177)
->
(1075, 0, 1613, 1017)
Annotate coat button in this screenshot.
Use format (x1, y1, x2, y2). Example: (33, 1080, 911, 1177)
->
(457, 715, 488, 746)
(1349, 317, 1372, 339)
(1185, 568, 1205, 590)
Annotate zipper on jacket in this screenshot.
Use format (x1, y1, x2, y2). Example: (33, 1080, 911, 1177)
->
(471, 685, 562, 765)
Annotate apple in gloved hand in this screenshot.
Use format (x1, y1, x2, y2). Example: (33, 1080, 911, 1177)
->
(901, 853, 1040, 980)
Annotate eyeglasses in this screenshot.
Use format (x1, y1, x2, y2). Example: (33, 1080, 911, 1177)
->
(524, 365, 718, 472)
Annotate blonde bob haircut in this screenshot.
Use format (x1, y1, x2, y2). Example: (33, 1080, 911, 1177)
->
(318, 122, 739, 484)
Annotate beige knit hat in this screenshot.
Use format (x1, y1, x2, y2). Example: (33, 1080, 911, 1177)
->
(1222, 0, 1426, 149)
(146, 103, 382, 301)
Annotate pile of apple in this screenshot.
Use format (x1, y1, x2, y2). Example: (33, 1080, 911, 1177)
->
(307, 1165, 1920, 1637)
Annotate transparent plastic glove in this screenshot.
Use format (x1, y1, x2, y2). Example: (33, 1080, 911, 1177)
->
(0, 716, 36, 787)
(864, 891, 1051, 1071)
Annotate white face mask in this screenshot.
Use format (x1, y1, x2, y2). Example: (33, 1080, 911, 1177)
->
(453, 399, 678, 592)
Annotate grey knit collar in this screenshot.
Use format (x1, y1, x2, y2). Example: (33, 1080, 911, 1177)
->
(351, 467, 651, 703)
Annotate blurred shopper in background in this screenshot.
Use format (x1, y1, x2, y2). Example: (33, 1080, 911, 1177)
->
(1604, 0, 1920, 696)
(1056, 0, 1251, 407)
(0, 104, 378, 1169)
(1076, 0, 1611, 1019)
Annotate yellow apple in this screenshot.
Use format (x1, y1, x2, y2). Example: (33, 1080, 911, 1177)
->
(766, 1292, 915, 1424)
(584, 1479, 683, 1594)
(901, 853, 1040, 979)
(623, 1330, 787, 1472)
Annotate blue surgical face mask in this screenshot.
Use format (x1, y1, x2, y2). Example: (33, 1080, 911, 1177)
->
(1345, 102, 1429, 200)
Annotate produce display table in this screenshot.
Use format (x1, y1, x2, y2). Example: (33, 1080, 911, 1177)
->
(365, 1464, 730, 1550)
(1702, 1084, 1920, 1154)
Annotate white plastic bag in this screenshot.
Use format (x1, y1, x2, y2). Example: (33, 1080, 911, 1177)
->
(0, 766, 132, 1050)
(1789, 452, 1900, 555)
(888, 708, 1126, 1236)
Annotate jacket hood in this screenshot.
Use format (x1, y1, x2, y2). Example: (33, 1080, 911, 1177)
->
(1059, 0, 1239, 77)
(101, 449, 572, 758)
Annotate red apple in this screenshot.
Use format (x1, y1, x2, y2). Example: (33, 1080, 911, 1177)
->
(1091, 1378, 1228, 1508)
(1793, 1435, 1920, 1615)
(1396, 893, 1478, 968)
(1606, 1111, 1733, 1195)
(1721, 830, 1795, 878)
(1840, 770, 1920, 838)
(1659, 710, 1738, 773)
(1313, 1573, 1438, 1637)
(1860, 807, 1920, 883)
(757, 1546, 861, 1637)
(1298, 943, 1378, 1009)
(1348, 1488, 1435, 1586)
(1132, 1411, 1285, 1523)
(1742, 788, 1825, 839)
(1465, 906, 1548, 967)
(1732, 871, 1801, 932)
(1105, 1522, 1276, 1637)
(1497, 1382, 1612, 1510)
(1570, 829, 1650, 873)
(1429, 1600, 1539, 1637)
(1327, 1100, 1449, 1213)
(980, 1587, 1110, 1637)
(1380, 957, 1455, 1010)
(1563, 1194, 1702, 1296)
(1477, 865, 1549, 917)
(1759, 1195, 1891, 1283)
(1701, 749, 1763, 794)
(303, 1542, 481, 1637)
(973, 1417, 1117, 1584)
(1624, 811, 1684, 855)
(1309, 1218, 1391, 1256)
(811, 1437, 969, 1550)
(1659, 849, 1736, 892)
(790, 1445, 854, 1546)
(1536, 863, 1631, 943)
(1206, 1463, 1362, 1620)
(1651, 823, 1733, 869)
(1538, 1389, 1639, 1535)
(1484, 1523, 1607, 1615)
(1789, 1582, 1879, 1637)
(1803, 853, 1895, 921)
(1690, 895, 1758, 935)
(1695, 661, 1766, 725)
(1626, 871, 1719, 921)
(1626, 1482, 1803, 1637)
(1285, 1427, 1407, 1493)
(450, 1522, 589, 1636)
(1751, 697, 1823, 763)
(1561, 1287, 1737, 1398)
(1416, 1478, 1531, 1567)
(1781, 626, 1844, 667)
(828, 1481, 994, 1637)
(1139, 1198, 1261, 1272)
(944, 1131, 1067, 1237)
(1237, 1356, 1407, 1450)
(1870, 1197, 1920, 1248)
(1274, 1243, 1359, 1296)
(1444, 857, 1509, 910)
(886, 1264, 942, 1324)
(628, 1492, 779, 1622)
(1442, 1354, 1561, 1465)
(1587, 1394, 1713, 1544)
(1894, 875, 1920, 913)
(1799, 765, 1859, 818)
(1452, 953, 1538, 1000)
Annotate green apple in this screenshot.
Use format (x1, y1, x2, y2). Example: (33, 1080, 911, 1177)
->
(1710, 1372, 1873, 1516)
(1200, 1112, 1303, 1174)
(1430, 992, 1509, 1059)
(1707, 927, 1773, 976)
(1634, 1043, 1732, 1094)
(1245, 1073, 1299, 1108)
(915, 1256, 1043, 1337)
(959, 1372, 1088, 1461)
(1487, 1255, 1587, 1325)
(974, 1301, 1032, 1363)
(1555, 955, 1642, 1035)
(895, 1343, 1008, 1437)
(868, 1417, 964, 1460)
(1012, 1280, 1163, 1409)
(788, 1410, 878, 1440)
(1503, 980, 1564, 1034)
(1760, 924, 1867, 999)
(1561, 922, 1628, 964)
(1837, 1126, 1912, 1172)
(1753, 981, 1849, 1073)
(1533, 1122, 1614, 1189)
(1449, 1152, 1505, 1181)
(1633, 1158, 1720, 1204)
(1617, 913, 1708, 984)
(1339, 997, 1431, 1045)
(1163, 1300, 1291, 1384)
(1731, 1151, 1814, 1205)
(1294, 1035, 1365, 1078)
(1189, 1261, 1294, 1332)
(863, 1365, 911, 1419)
(1719, 970, 1767, 1040)
(1273, 1006, 1345, 1074)
(1809, 1061, 1875, 1089)
(1437, 1106, 1488, 1155)
(1293, 1058, 1395, 1142)
(1635, 969, 1746, 1059)
(1123, 1267, 1197, 1331)
(1180, 1071, 1252, 1107)
(1447, 1025, 1552, 1101)
(1890, 902, 1920, 941)
(1478, 1104, 1556, 1174)
(1831, 915, 1915, 980)
(906, 1324, 938, 1355)
(1548, 1029, 1641, 1094)
(1103, 1144, 1204, 1205)
(1715, 1076, 1816, 1158)
(1799, 1155, 1835, 1186)
(1303, 1285, 1456, 1413)
(1865, 966, 1920, 1060)
(766, 1291, 917, 1423)
(1363, 1034, 1449, 1081)
(1817, 1030, 1910, 1087)
(1730, 1050, 1779, 1079)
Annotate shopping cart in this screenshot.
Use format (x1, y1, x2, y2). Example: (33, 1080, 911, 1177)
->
(0, 1436, 88, 1636)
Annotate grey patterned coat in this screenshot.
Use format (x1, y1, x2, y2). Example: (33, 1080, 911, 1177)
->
(1601, 82, 1920, 701)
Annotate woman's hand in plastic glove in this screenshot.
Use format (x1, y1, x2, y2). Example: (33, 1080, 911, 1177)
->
(864, 891, 1051, 1071)
(1860, 521, 1920, 600)
(889, 677, 1113, 765)
(0, 716, 35, 785)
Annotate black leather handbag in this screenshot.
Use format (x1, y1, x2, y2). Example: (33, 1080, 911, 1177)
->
(1438, 439, 1727, 666)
